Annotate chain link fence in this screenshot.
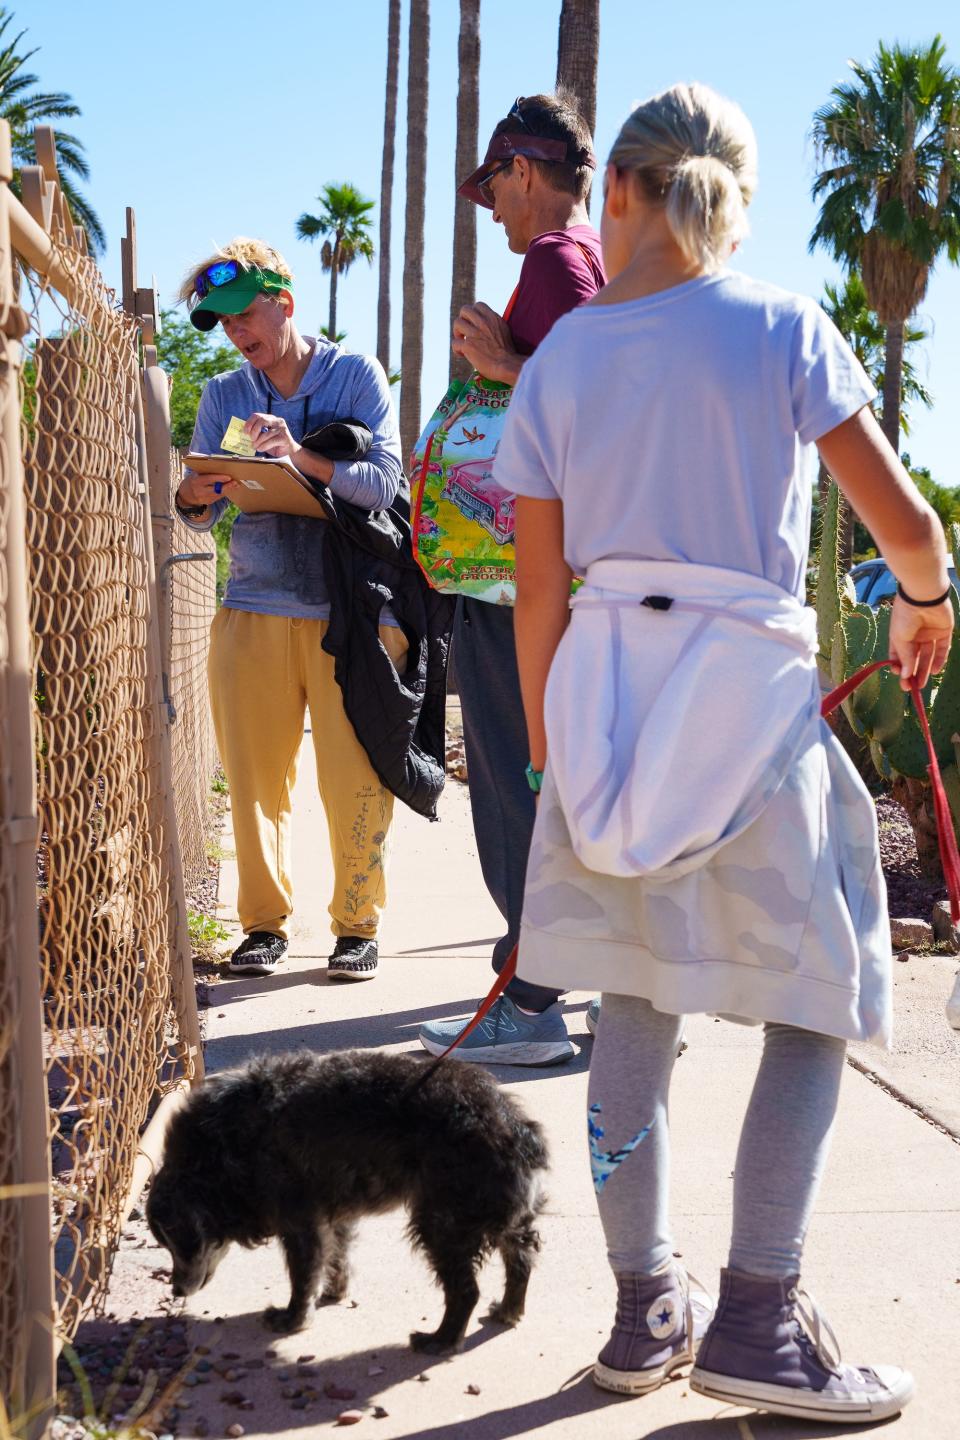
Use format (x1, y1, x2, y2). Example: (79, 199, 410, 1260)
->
(157, 452, 218, 895)
(0, 301, 26, 1415)
(0, 126, 213, 1424)
(172, 518, 218, 892)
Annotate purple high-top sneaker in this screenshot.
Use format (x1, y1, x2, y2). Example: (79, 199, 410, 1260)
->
(690, 1268, 913, 1422)
(593, 1266, 715, 1395)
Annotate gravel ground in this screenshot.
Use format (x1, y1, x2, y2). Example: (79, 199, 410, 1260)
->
(877, 792, 947, 921)
(55, 1303, 191, 1440)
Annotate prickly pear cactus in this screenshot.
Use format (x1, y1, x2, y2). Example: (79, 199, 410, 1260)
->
(816, 482, 960, 870)
(815, 472, 844, 671)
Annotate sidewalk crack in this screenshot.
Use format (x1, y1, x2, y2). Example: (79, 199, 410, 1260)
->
(846, 1054, 960, 1146)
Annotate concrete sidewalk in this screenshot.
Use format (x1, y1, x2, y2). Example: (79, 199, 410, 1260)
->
(101, 730, 960, 1439)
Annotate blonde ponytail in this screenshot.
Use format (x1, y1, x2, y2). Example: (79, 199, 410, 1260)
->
(609, 83, 757, 271)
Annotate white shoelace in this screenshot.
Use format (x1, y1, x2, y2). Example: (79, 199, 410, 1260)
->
(679, 1269, 711, 1362)
(789, 1285, 843, 1374)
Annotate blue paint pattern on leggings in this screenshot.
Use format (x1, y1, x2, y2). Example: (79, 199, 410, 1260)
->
(588, 1101, 652, 1194)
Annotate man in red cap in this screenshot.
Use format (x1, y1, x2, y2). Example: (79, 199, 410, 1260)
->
(419, 90, 606, 1066)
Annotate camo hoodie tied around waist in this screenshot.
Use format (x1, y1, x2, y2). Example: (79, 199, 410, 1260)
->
(517, 558, 893, 1047)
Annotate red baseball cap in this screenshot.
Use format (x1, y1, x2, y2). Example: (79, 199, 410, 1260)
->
(458, 129, 597, 209)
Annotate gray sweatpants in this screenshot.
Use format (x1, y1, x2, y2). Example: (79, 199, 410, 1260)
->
(588, 992, 847, 1278)
(452, 598, 561, 1011)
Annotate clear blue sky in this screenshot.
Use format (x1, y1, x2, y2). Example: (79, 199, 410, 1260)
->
(27, 0, 960, 481)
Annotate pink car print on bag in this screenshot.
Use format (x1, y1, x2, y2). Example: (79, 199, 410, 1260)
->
(442, 459, 516, 546)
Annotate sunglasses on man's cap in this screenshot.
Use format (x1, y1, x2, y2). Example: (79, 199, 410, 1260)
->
(187, 261, 293, 331)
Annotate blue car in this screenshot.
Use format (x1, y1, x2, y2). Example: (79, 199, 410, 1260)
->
(849, 558, 958, 609)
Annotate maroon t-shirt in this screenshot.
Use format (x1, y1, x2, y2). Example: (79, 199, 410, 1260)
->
(507, 224, 606, 355)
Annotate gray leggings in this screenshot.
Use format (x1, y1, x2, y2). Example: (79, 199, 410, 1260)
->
(588, 993, 847, 1278)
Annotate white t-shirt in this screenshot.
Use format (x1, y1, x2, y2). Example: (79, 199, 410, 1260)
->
(495, 270, 876, 600)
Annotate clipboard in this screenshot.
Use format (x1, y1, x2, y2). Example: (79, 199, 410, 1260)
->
(185, 453, 328, 520)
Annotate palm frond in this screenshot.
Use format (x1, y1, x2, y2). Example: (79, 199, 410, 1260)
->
(43, 132, 90, 182)
(297, 182, 375, 245)
(296, 211, 326, 240)
(810, 35, 960, 320)
(0, 66, 41, 100)
(2, 85, 80, 119)
(0, 8, 101, 248)
(56, 171, 105, 253)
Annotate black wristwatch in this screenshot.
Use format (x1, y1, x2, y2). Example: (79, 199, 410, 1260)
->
(175, 489, 208, 519)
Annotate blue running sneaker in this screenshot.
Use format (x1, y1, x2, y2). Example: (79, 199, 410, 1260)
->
(586, 998, 688, 1057)
(418, 994, 574, 1066)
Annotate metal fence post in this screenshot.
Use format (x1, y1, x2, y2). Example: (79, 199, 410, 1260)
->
(0, 117, 56, 1434)
(132, 375, 205, 1081)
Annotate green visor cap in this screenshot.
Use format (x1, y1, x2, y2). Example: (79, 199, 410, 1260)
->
(188, 266, 293, 331)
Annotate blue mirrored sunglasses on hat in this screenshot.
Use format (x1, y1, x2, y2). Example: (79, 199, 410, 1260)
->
(193, 259, 241, 299)
(507, 96, 529, 129)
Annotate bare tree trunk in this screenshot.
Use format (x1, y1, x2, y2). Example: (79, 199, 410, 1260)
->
(556, 0, 599, 136)
(377, 0, 401, 373)
(400, 0, 430, 465)
(882, 318, 905, 455)
(449, 0, 480, 385)
(328, 237, 340, 342)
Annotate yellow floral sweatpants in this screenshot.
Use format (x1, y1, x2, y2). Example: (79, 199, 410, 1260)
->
(208, 607, 408, 940)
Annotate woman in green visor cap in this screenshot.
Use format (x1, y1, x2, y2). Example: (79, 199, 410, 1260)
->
(175, 237, 406, 983)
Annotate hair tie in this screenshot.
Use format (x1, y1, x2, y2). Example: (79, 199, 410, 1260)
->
(897, 581, 951, 608)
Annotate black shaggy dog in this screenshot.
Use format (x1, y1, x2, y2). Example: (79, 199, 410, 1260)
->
(147, 1049, 548, 1352)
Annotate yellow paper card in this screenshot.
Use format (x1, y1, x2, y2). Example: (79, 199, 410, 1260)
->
(221, 416, 256, 456)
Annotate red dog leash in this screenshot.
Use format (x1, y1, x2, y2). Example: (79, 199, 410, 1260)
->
(822, 661, 960, 922)
(433, 659, 960, 1070)
(430, 946, 519, 1065)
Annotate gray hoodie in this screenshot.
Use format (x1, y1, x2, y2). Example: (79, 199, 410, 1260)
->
(184, 338, 403, 619)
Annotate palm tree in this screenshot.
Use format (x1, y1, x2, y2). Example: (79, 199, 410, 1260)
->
(377, 0, 401, 375)
(449, 0, 480, 385)
(400, 0, 429, 463)
(819, 269, 932, 562)
(556, 0, 600, 137)
(810, 36, 960, 452)
(297, 182, 375, 343)
(0, 7, 104, 251)
(822, 270, 931, 433)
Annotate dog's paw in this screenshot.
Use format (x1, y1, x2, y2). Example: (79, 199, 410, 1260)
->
(315, 1287, 346, 1308)
(409, 1329, 458, 1355)
(484, 1302, 522, 1327)
(262, 1305, 304, 1334)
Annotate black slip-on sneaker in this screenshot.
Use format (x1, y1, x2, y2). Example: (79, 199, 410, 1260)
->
(327, 935, 378, 981)
(227, 930, 288, 976)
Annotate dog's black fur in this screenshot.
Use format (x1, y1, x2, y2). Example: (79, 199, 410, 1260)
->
(147, 1049, 548, 1352)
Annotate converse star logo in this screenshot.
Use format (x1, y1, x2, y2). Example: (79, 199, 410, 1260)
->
(646, 1293, 680, 1340)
